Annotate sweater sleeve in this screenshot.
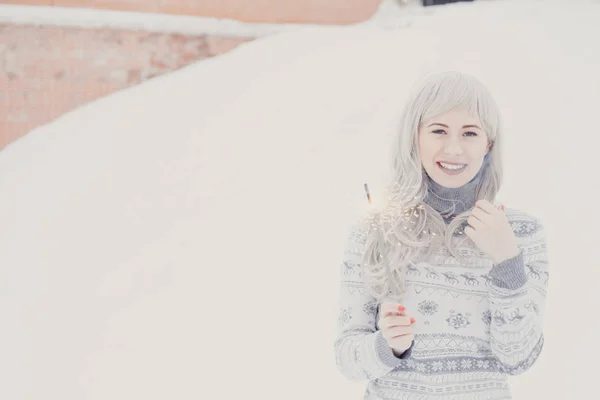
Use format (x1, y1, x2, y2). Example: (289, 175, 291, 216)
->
(487, 217, 549, 375)
(333, 219, 414, 382)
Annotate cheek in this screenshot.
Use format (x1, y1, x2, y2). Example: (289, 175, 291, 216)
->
(467, 142, 488, 159)
(418, 139, 437, 161)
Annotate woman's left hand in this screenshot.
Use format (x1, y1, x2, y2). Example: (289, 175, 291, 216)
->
(464, 200, 521, 264)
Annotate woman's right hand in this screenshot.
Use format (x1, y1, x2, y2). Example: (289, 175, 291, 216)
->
(378, 302, 416, 356)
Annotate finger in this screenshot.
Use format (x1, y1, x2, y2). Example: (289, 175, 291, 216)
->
(389, 325, 414, 338)
(464, 225, 476, 239)
(471, 207, 492, 224)
(467, 215, 484, 230)
(475, 199, 499, 214)
(389, 333, 415, 349)
(382, 325, 413, 341)
(382, 315, 413, 328)
(380, 302, 409, 317)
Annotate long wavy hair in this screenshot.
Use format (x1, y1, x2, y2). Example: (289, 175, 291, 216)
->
(361, 71, 504, 302)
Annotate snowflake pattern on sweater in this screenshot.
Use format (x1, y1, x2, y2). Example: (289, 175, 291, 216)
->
(333, 208, 549, 400)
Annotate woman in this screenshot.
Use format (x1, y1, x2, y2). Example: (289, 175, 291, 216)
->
(334, 71, 549, 399)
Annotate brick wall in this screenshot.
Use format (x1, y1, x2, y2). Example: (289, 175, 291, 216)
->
(0, 24, 252, 149)
(0, 0, 381, 149)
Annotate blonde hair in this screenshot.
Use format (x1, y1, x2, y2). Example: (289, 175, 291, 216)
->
(361, 71, 504, 301)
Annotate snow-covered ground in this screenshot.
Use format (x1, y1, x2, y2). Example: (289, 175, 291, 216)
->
(0, 1, 598, 399)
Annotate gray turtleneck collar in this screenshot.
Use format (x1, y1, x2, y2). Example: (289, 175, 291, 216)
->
(423, 159, 486, 224)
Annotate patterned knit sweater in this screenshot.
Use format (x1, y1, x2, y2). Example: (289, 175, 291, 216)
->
(334, 171, 549, 399)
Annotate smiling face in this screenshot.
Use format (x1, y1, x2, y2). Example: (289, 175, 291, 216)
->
(418, 108, 492, 188)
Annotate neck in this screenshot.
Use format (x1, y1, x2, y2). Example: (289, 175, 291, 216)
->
(423, 167, 484, 223)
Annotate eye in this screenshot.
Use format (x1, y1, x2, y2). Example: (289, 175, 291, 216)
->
(431, 129, 478, 136)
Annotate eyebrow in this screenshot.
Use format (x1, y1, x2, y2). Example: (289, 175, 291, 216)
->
(428, 123, 482, 130)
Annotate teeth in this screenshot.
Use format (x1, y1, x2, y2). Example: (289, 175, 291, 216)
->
(440, 162, 466, 170)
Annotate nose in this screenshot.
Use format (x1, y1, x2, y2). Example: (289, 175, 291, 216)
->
(443, 136, 464, 155)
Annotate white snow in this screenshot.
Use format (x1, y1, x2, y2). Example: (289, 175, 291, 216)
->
(0, 0, 598, 399)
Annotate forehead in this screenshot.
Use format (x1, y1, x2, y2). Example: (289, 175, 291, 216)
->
(422, 109, 482, 125)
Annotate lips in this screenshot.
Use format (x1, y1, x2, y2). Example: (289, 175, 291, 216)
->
(438, 161, 466, 165)
(437, 161, 467, 175)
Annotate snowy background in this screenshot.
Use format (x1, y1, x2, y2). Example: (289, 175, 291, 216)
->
(0, 0, 598, 398)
